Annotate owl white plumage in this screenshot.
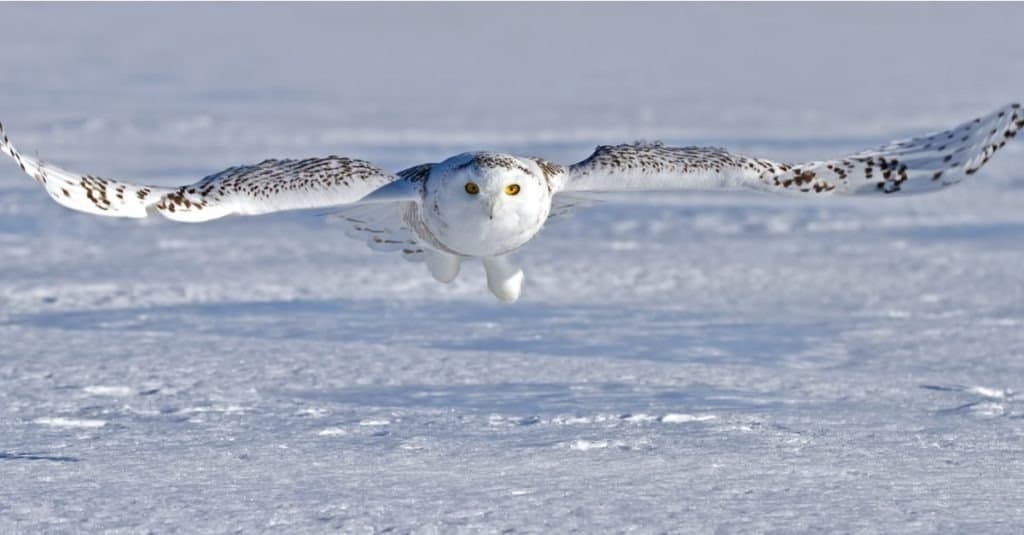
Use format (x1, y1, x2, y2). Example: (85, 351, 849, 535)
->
(2, 103, 1021, 302)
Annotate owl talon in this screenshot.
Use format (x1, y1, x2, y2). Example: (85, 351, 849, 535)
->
(483, 255, 523, 302)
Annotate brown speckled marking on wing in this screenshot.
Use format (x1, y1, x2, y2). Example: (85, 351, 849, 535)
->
(1, 120, 174, 217)
(841, 102, 1021, 194)
(397, 162, 434, 183)
(563, 103, 1022, 198)
(152, 156, 395, 222)
(529, 157, 565, 192)
(567, 142, 816, 193)
(1, 121, 31, 178)
(1, 121, 400, 221)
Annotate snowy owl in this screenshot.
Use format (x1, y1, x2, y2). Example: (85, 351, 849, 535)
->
(2, 103, 1021, 302)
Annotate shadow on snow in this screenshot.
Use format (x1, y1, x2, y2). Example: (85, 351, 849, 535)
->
(4, 298, 834, 366)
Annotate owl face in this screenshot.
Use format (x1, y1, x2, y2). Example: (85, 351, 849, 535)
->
(421, 152, 552, 257)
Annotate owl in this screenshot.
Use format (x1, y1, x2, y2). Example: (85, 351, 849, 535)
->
(2, 103, 1020, 302)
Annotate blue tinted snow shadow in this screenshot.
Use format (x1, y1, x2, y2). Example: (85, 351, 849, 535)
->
(0, 451, 80, 463)
(883, 221, 1024, 244)
(289, 381, 789, 416)
(5, 298, 832, 366)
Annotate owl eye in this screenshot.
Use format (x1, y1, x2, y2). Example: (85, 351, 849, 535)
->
(464, 182, 480, 195)
(505, 184, 521, 196)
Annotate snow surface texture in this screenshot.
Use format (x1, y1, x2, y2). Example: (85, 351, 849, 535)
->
(2, 4, 1024, 533)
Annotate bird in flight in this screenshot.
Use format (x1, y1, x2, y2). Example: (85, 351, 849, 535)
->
(2, 103, 1021, 302)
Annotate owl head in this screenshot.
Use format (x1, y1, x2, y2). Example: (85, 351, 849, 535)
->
(421, 152, 554, 257)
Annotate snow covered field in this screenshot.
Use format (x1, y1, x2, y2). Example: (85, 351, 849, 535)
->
(2, 3, 1023, 532)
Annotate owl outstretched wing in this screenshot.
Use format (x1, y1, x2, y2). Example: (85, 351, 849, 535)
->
(559, 102, 1022, 198)
(0, 121, 421, 222)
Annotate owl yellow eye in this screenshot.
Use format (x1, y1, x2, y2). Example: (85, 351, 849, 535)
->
(465, 182, 480, 195)
(505, 184, 521, 196)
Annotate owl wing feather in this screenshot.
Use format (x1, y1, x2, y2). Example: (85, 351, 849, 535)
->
(0, 120, 419, 223)
(326, 163, 435, 262)
(559, 102, 1022, 198)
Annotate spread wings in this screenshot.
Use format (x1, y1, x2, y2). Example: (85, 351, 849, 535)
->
(5, 102, 1021, 252)
(560, 102, 1022, 197)
(0, 121, 416, 222)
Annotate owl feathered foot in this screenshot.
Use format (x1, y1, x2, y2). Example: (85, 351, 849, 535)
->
(425, 249, 462, 283)
(424, 250, 522, 302)
(483, 255, 523, 303)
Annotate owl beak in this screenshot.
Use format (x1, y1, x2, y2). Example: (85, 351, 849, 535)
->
(486, 197, 502, 220)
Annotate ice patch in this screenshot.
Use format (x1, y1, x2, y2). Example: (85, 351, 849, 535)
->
(550, 415, 594, 426)
(33, 417, 107, 429)
(661, 413, 716, 424)
(567, 439, 652, 451)
(968, 386, 1011, 400)
(970, 403, 1007, 417)
(547, 413, 714, 426)
(83, 385, 134, 397)
(296, 407, 330, 418)
(317, 427, 348, 437)
(178, 405, 247, 415)
(549, 413, 619, 426)
(569, 439, 613, 451)
(488, 414, 540, 426)
(923, 384, 1015, 402)
(358, 418, 390, 427)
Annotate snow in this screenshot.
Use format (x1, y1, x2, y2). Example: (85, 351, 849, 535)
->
(2, 3, 1024, 532)
(31, 417, 108, 429)
(661, 414, 716, 424)
(82, 385, 135, 397)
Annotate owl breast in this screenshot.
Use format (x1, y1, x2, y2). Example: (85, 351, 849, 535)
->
(407, 195, 550, 257)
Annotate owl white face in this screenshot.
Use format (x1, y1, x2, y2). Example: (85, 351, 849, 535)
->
(420, 152, 552, 257)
